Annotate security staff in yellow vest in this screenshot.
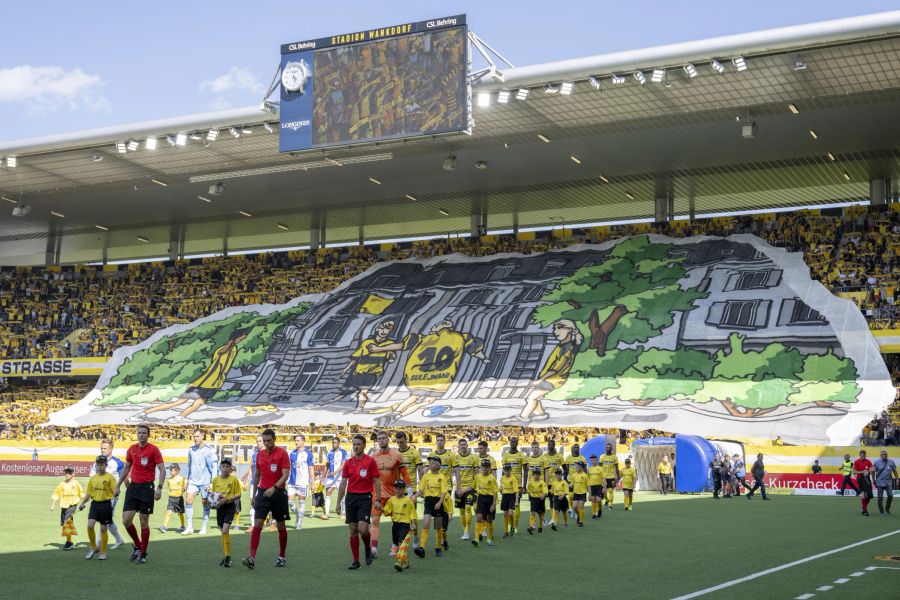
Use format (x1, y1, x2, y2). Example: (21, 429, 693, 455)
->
(838, 454, 859, 497)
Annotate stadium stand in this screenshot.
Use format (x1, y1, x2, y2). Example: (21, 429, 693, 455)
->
(0, 203, 897, 443)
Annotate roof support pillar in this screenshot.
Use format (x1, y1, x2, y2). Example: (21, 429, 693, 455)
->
(470, 197, 486, 237)
(654, 177, 674, 223)
(870, 176, 891, 206)
(310, 211, 324, 250)
(44, 225, 61, 267)
(169, 223, 185, 262)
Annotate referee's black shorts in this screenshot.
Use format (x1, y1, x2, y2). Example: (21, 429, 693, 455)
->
(88, 500, 113, 525)
(255, 487, 290, 522)
(344, 492, 372, 524)
(857, 476, 873, 499)
(124, 482, 156, 515)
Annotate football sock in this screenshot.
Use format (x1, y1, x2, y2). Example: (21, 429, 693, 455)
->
(529, 513, 536, 527)
(278, 527, 287, 557)
(125, 523, 140, 546)
(513, 505, 520, 529)
(370, 522, 379, 548)
(250, 526, 261, 558)
(420, 528, 429, 547)
(592, 500, 599, 515)
(163, 511, 171, 528)
(109, 522, 123, 543)
(563, 511, 569, 525)
(100, 530, 108, 552)
(140, 527, 150, 554)
(487, 521, 494, 541)
(179, 513, 186, 528)
(503, 514, 509, 532)
(552, 510, 558, 526)
(475, 522, 482, 539)
(185, 503, 194, 528)
(361, 531, 371, 552)
(201, 504, 210, 529)
(222, 532, 231, 557)
(861, 496, 869, 512)
(350, 535, 360, 561)
(232, 513, 239, 527)
(435, 528, 443, 548)
(88, 527, 96, 549)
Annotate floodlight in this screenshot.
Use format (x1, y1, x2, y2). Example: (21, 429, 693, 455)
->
(711, 60, 726, 74)
(516, 88, 529, 100)
(732, 56, 747, 72)
(588, 76, 601, 90)
(560, 81, 574, 95)
(633, 70, 646, 85)
(116, 141, 127, 154)
(127, 139, 139, 151)
(175, 133, 187, 146)
(611, 74, 626, 84)
(683, 64, 697, 79)
(206, 129, 219, 141)
(477, 92, 490, 107)
(543, 84, 559, 94)
(145, 137, 157, 150)
(651, 69, 665, 83)
(497, 90, 510, 103)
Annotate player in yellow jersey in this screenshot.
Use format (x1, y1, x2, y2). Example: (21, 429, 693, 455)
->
(414, 456, 449, 558)
(499, 464, 520, 537)
(382, 480, 417, 571)
(472, 459, 498, 547)
(501, 436, 525, 534)
(569, 462, 589, 527)
(341, 319, 397, 411)
(209, 458, 243, 567)
(620, 458, 637, 511)
(77, 455, 116, 560)
(133, 328, 249, 423)
(550, 469, 570, 530)
(310, 476, 327, 519)
(523, 441, 544, 521)
(369, 319, 489, 424)
(160, 463, 186, 533)
(395, 431, 423, 495)
(526, 466, 548, 534)
(428, 433, 456, 550)
(454, 438, 479, 540)
(542, 440, 564, 526)
(564, 443, 587, 519)
(50, 465, 84, 550)
(600, 443, 620, 509)
(587, 455, 605, 519)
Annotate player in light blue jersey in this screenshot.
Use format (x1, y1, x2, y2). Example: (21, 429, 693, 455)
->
(325, 436, 348, 519)
(182, 429, 217, 535)
(288, 434, 315, 530)
(89, 438, 126, 548)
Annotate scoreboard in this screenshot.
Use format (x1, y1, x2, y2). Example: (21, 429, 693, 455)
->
(279, 15, 469, 153)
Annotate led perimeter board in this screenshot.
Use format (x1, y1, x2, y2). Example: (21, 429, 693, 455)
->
(279, 15, 469, 153)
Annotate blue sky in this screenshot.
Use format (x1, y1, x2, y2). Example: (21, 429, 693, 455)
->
(1, 0, 897, 141)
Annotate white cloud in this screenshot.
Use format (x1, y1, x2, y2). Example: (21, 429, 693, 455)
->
(200, 67, 264, 95)
(0, 65, 110, 115)
(208, 97, 234, 111)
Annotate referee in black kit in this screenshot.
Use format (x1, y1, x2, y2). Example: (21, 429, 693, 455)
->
(708, 453, 724, 498)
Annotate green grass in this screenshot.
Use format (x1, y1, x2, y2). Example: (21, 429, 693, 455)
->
(1, 475, 897, 599)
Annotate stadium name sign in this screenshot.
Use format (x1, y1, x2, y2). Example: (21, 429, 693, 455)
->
(49, 235, 894, 445)
(0, 357, 107, 377)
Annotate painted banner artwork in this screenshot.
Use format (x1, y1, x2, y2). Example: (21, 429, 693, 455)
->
(48, 235, 894, 444)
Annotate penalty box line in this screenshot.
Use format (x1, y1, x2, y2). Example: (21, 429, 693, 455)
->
(670, 529, 900, 600)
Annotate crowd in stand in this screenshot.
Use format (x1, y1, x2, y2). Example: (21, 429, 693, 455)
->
(0, 204, 897, 439)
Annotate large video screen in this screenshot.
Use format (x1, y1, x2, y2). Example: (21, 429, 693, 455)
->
(279, 16, 469, 153)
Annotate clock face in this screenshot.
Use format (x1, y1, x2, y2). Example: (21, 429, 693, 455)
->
(282, 60, 310, 93)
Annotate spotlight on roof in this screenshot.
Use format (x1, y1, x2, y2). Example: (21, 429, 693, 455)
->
(473, 161, 487, 170)
(732, 56, 747, 72)
(5, 156, 17, 168)
(165, 135, 176, 146)
(127, 139, 139, 152)
(683, 63, 697, 79)
(543, 83, 559, 94)
(276, 223, 289, 230)
(438, 208, 450, 216)
(175, 133, 187, 146)
(189, 132, 203, 141)
(633, 70, 647, 85)
(611, 74, 626, 84)
(711, 60, 726, 74)
(116, 141, 127, 154)
(442, 155, 459, 171)
(537, 133, 551, 143)
(788, 103, 799, 115)
(11, 203, 31, 217)
(208, 182, 226, 196)
(477, 92, 491, 107)
(241, 125, 252, 135)
(497, 90, 510, 104)
(229, 127, 240, 138)
(145, 137, 157, 150)
(559, 81, 574, 95)
(792, 57, 807, 71)
(91, 153, 103, 162)
(206, 129, 219, 141)
(515, 88, 529, 101)
(588, 76, 601, 90)
(651, 69, 665, 83)
(136, 236, 150, 243)
(263, 122, 274, 134)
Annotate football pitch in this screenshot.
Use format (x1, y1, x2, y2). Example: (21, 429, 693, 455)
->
(1, 475, 897, 600)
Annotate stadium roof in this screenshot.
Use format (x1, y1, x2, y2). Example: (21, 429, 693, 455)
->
(1, 11, 900, 265)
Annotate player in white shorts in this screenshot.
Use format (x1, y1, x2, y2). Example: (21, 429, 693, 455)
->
(288, 434, 315, 530)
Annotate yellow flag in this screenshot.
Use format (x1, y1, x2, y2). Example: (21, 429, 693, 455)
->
(361, 294, 394, 315)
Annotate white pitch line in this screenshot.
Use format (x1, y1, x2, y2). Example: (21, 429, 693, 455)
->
(834, 578, 849, 584)
(849, 571, 865, 577)
(670, 529, 900, 600)
(795, 594, 815, 600)
(815, 586, 833, 591)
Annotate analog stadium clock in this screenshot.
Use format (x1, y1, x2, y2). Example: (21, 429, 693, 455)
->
(282, 60, 310, 94)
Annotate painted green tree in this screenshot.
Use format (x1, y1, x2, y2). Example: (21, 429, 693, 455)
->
(95, 305, 307, 406)
(532, 236, 709, 403)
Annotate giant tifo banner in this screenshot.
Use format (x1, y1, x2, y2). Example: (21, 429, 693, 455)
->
(48, 235, 894, 444)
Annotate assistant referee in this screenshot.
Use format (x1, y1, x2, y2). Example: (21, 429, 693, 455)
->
(336, 434, 382, 570)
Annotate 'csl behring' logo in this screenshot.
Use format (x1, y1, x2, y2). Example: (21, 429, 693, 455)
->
(288, 41, 316, 51)
(282, 120, 311, 131)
